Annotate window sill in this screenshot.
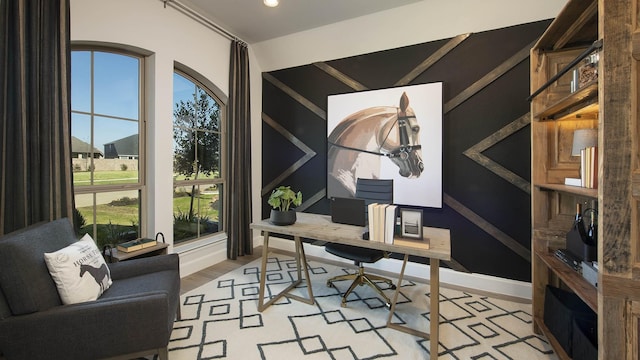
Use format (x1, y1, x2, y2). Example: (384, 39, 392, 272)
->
(174, 232, 227, 254)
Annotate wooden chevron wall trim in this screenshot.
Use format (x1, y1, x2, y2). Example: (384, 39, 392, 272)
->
(261, 20, 552, 282)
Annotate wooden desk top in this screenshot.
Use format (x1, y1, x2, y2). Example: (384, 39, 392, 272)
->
(250, 212, 451, 261)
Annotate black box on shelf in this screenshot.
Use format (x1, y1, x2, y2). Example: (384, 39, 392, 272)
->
(572, 315, 598, 360)
(543, 285, 596, 357)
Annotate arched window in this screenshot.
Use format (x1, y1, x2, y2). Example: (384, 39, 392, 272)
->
(71, 49, 145, 249)
(173, 69, 226, 244)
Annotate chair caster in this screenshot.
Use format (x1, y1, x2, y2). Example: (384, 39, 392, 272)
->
(341, 300, 347, 308)
(327, 281, 334, 288)
(389, 284, 397, 290)
(385, 302, 391, 310)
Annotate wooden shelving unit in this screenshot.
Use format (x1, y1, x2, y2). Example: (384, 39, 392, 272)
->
(531, 0, 639, 359)
(530, 0, 599, 359)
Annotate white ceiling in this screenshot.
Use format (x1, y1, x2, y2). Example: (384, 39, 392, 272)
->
(177, 0, 423, 44)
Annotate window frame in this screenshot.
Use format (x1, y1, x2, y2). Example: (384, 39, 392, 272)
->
(70, 45, 147, 242)
(172, 65, 228, 248)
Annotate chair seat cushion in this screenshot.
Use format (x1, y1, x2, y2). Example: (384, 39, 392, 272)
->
(325, 243, 384, 263)
(101, 269, 181, 329)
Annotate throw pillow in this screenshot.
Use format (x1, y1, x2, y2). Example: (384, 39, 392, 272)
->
(44, 234, 112, 305)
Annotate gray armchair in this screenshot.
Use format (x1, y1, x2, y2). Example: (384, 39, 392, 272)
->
(0, 218, 181, 360)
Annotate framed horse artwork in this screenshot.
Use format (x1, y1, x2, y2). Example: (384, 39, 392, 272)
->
(327, 82, 443, 208)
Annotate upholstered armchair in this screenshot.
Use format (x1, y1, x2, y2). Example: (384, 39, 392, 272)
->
(0, 218, 181, 360)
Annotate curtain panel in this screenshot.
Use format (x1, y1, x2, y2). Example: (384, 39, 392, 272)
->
(0, 0, 74, 235)
(227, 40, 253, 259)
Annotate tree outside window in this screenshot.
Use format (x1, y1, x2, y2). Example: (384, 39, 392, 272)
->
(173, 72, 224, 243)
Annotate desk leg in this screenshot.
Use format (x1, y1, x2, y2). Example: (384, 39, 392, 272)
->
(285, 236, 315, 305)
(387, 254, 429, 338)
(257, 232, 315, 312)
(386, 255, 440, 360)
(257, 231, 271, 312)
(430, 258, 440, 360)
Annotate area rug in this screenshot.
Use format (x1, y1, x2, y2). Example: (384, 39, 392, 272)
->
(169, 254, 557, 359)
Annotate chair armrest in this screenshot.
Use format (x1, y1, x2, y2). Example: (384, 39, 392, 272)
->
(0, 292, 172, 359)
(109, 253, 179, 280)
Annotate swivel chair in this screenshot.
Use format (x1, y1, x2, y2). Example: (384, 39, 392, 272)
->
(325, 178, 396, 307)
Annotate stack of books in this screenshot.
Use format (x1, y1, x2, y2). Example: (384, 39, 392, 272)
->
(564, 146, 598, 188)
(367, 203, 397, 244)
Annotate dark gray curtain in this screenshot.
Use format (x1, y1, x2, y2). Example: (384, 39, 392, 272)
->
(0, 0, 74, 235)
(227, 40, 253, 259)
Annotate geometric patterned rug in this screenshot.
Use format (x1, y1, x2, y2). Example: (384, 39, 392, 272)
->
(169, 254, 558, 359)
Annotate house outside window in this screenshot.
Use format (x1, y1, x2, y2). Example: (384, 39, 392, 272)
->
(173, 70, 225, 244)
(71, 49, 145, 249)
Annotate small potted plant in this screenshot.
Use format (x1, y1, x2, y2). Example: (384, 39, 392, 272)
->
(268, 186, 302, 225)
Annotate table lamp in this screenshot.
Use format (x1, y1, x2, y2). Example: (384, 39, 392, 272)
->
(566, 128, 597, 187)
(571, 129, 598, 157)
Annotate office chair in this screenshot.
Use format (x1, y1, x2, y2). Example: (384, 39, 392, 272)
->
(325, 178, 396, 307)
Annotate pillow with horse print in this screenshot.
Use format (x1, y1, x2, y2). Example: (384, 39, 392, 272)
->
(44, 234, 112, 305)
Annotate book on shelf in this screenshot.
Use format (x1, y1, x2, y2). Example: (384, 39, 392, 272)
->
(580, 146, 598, 189)
(117, 238, 157, 253)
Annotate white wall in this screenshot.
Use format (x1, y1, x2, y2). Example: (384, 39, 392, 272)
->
(252, 0, 566, 72)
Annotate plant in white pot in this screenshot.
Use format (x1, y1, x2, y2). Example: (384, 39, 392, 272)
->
(268, 186, 302, 225)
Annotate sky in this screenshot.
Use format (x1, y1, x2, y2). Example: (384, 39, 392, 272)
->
(70, 51, 195, 152)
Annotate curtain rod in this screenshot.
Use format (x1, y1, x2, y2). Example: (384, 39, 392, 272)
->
(162, 0, 248, 46)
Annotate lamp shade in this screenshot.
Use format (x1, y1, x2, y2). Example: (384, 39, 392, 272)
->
(571, 129, 597, 156)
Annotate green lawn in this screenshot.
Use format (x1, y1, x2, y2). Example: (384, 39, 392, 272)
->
(74, 170, 221, 185)
(76, 190, 219, 247)
(73, 170, 138, 185)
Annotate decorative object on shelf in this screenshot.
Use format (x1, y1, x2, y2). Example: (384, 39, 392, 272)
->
(566, 203, 597, 263)
(570, 68, 579, 93)
(399, 208, 422, 239)
(268, 185, 302, 225)
(578, 53, 599, 88)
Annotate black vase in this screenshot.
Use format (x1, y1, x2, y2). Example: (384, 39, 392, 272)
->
(269, 209, 296, 226)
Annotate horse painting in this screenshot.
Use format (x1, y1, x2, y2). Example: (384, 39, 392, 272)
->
(327, 92, 424, 197)
(80, 263, 110, 292)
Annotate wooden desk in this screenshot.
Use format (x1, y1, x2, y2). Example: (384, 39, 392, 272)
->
(250, 212, 451, 359)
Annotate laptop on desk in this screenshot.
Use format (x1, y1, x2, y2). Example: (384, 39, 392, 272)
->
(330, 197, 366, 227)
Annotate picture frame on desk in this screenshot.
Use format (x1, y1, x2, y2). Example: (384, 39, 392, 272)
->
(399, 208, 423, 239)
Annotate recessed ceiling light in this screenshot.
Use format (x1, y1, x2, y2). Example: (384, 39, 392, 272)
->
(264, 0, 279, 7)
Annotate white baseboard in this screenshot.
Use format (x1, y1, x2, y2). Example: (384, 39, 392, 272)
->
(260, 235, 532, 301)
(177, 240, 228, 277)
